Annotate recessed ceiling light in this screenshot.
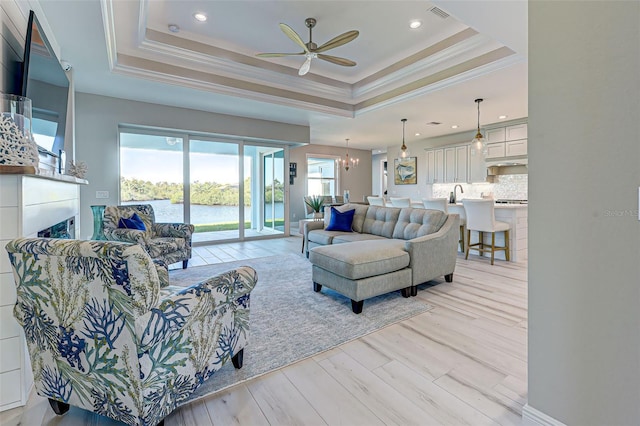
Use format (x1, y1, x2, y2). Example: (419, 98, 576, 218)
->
(168, 24, 180, 33)
(193, 13, 207, 22)
(409, 20, 422, 29)
(498, 115, 508, 119)
(451, 125, 459, 129)
(415, 132, 421, 136)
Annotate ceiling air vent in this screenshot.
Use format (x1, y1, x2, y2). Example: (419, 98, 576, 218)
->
(426, 121, 442, 126)
(429, 6, 450, 19)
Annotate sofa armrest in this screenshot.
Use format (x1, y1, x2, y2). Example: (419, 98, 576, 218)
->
(103, 228, 148, 246)
(153, 223, 194, 241)
(303, 220, 325, 255)
(404, 214, 460, 285)
(136, 266, 257, 353)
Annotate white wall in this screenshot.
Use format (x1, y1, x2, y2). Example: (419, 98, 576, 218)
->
(289, 144, 372, 223)
(527, 1, 640, 424)
(75, 92, 309, 238)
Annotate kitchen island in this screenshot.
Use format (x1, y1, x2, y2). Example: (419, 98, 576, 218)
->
(447, 203, 528, 262)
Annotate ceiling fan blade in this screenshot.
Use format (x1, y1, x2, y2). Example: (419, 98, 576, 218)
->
(299, 56, 312, 76)
(256, 52, 305, 58)
(279, 23, 309, 53)
(317, 54, 356, 67)
(314, 30, 359, 53)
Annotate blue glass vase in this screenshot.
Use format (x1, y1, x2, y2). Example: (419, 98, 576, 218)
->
(90, 205, 106, 240)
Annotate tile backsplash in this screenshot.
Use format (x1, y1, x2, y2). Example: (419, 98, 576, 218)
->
(432, 174, 528, 200)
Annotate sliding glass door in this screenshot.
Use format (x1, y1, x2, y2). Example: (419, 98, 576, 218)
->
(189, 139, 241, 243)
(119, 132, 184, 223)
(120, 129, 288, 244)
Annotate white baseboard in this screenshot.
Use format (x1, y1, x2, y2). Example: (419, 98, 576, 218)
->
(522, 404, 566, 426)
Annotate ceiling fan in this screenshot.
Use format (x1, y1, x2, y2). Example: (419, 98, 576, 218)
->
(256, 18, 359, 76)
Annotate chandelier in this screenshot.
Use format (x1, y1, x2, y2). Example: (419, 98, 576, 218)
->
(397, 118, 410, 160)
(337, 138, 359, 171)
(471, 98, 486, 156)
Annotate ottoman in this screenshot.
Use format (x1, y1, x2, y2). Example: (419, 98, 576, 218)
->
(309, 239, 413, 314)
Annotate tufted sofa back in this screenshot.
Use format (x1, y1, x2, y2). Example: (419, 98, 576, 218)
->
(392, 208, 448, 240)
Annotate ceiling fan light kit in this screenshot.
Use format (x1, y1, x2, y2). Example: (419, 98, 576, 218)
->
(256, 17, 359, 76)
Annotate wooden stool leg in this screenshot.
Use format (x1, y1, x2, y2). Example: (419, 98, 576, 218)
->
(465, 229, 471, 260)
(459, 225, 465, 252)
(490, 232, 496, 265)
(504, 230, 511, 261)
(479, 231, 484, 257)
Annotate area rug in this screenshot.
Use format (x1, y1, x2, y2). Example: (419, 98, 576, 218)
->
(169, 254, 432, 402)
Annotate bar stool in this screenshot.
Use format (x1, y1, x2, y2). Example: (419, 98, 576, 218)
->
(423, 198, 465, 252)
(367, 196, 385, 206)
(388, 197, 411, 207)
(462, 199, 510, 265)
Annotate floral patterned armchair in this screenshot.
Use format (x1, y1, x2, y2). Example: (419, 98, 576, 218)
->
(5, 238, 256, 426)
(103, 204, 194, 269)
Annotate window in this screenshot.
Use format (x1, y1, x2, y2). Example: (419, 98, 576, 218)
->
(307, 155, 338, 196)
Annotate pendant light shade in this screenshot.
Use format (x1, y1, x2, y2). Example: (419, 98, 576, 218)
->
(471, 98, 486, 156)
(397, 118, 409, 160)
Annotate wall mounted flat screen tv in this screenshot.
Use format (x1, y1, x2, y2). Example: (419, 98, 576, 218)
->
(20, 10, 69, 156)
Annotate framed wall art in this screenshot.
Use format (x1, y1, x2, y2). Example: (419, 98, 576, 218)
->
(394, 157, 417, 185)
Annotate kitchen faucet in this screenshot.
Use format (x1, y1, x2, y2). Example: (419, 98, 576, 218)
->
(452, 184, 464, 204)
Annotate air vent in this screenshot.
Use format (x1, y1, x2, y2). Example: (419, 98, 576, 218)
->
(429, 6, 450, 19)
(426, 121, 442, 126)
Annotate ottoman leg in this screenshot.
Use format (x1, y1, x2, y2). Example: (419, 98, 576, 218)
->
(401, 287, 411, 298)
(444, 273, 454, 283)
(313, 282, 322, 292)
(351, 300, 364, 314)
(410, 286, 418, 297)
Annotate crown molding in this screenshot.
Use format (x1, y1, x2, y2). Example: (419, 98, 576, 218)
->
(112, 55, 356, 118)
(138, 30, 351, 102)
(355, 49, 523, 115)
(100, 0, 118, 70)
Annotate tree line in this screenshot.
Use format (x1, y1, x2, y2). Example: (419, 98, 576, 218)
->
(120, 177, 284, 206)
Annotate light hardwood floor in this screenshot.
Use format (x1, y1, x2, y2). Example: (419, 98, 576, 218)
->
(0, 236, 527, 426)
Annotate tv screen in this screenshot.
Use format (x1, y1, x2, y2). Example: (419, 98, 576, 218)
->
(21, 10, 69, 156)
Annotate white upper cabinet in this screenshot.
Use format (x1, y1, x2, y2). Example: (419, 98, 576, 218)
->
(484, 123, 528, 159)
(486, 127, 506, 143)
(425, 148, 444, 183)
(485, 142, 506, 159)
(506, 123, 527, 141)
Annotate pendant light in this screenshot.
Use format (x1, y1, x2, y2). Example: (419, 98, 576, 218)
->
(471, 98, 486, 156)
(397, 118, 409, 160)
(337, 138, 358, 171)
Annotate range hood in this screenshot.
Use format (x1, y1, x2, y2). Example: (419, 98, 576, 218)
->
(486, 158, 528, 176)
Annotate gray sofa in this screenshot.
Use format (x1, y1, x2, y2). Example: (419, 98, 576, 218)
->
(305, 203, 459, 313)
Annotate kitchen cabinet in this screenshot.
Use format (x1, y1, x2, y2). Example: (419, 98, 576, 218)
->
(425, 148, 444, 183)
(484, 123, 528, 159)
(485, 142, 506, 159)
(486, 127, 506, 143)
(506, 139, 528, 156)
(444, 146, 468, 183)
(506, 123, 527, 141)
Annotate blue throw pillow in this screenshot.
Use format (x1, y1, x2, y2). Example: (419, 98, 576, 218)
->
(325, 207, 355, 232)
(118, 213, 147, 231)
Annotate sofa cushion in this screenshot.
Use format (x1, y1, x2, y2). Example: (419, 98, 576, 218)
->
(324, 203, 369, 233)
(325, 207, 355, 232)
(308, 229, 351, 245)
(309, 239, 409, 280)
(392, 208, 448, 240)
(362, 206, 401, 238)
(332, 233, 388, 244)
